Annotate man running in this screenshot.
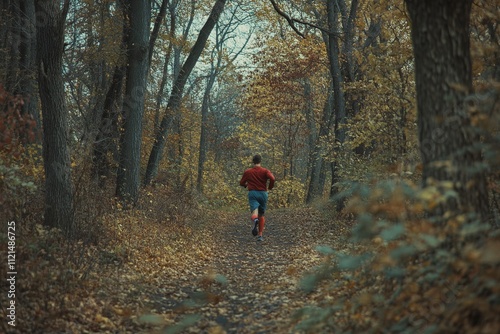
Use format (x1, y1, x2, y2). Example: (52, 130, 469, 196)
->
(239, 154, 275, 242)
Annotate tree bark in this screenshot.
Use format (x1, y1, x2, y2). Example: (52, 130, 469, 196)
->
(116, 0, 150, 203)
(1, 0, 39, 126)
(35, 0, 74, 235)
(196, 67, 217, 192)
(148, 0, 168, 70)
(5, 0, 20, 92)
(340, 0, 360, 120)
(339, 0, 358, 83)
(165, 0, 195, 180)
(153, 1, 177, 133)
(405, 0, 490, 219)
(19, 0, 38, 123)
(304, 78, 316, 183)
(144, 0, 227, 186)
(92, 63, 125, 187)
(307, 82, 334, 203)
(326, 0, 346, 210)
(92, 1, 128, 187)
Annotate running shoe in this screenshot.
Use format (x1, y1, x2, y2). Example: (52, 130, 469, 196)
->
(252, 218, 259, 236)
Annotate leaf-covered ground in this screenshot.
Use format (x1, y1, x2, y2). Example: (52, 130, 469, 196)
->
(3, 207, 351, 334)
(4, 199, 499, 334)
(133, 209, 345, 333)
(140, 208, 349, 334)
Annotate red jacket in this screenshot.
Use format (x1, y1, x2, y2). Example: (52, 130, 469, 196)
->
(240, 166, 275, 191)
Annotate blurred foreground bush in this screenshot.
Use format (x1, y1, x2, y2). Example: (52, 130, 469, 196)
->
(294, 178, 499, 333)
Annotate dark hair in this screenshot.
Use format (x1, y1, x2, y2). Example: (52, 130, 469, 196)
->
(252, 154, 262, 164)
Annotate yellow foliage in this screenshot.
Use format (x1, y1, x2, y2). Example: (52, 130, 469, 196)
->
(202, 157, 246, 209)
(269, 176, 306, 208)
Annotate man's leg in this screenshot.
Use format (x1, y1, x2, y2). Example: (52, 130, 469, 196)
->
(257, 192, 268, 238)
(248, 191, 259, 222)
(248, 191, 260, 236)
(251, 208, 259, 235)
(251, 208, 259, 222)
(258, 214, 265, 237)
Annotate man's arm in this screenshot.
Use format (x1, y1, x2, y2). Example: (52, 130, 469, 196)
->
(239, 171, 248, 187)
(267, 170, 275, 190)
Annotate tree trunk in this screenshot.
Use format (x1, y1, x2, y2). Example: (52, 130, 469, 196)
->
(326, 0, 347, 211)
(340, 0, 360, 120)
(5, 0, 20, 92)
(405, 0, 490, 219)
(2, 0, 39, 126)
(116, 0, 150, 203)
(304, 79, 319, 202)
(339, 0, 358, 83)
(92, 1, 128, 187)
(307, 82, 334, 203)
(92, 63, 125, 187)
(153, 1, 177, 133)
(0, 2, 8, 56)
(19, 0, 38, 123)
(196, 67, 217, 192)
(144, 0, 227, 186)
(82, 4, 110, 148)
(165, 0, 195, 175)
(35, 0, 74, 235)
(147, 0, 168, 73)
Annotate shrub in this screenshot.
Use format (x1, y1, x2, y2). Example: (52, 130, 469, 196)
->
(269, 176, 305, 208)
(0, 85, 38, 219)
(294, 178, 500, 333)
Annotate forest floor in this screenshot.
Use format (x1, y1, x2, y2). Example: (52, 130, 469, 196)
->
(137, 208, 351, 334)
(7, 199, 499, 334)
(7, 206, 354, 334)
(128, 208, 352, 334)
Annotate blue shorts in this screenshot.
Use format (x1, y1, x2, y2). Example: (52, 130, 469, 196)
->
(248, 190, 268, 215)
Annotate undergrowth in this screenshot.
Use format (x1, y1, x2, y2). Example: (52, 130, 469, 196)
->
(293, 178, 500, 334)
(0, 167, 212, 334)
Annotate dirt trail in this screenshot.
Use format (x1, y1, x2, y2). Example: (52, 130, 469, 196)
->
(147, 208, 346, 333)
(204, 210, 311, 333)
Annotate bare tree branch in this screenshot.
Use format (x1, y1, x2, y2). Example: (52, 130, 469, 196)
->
(268, 0, 339, 38)
(269, 0, 304, 37)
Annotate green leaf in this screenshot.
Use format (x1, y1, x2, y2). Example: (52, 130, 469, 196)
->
(138, 314, 165, 326)
(315, 245, 335, 255)
(435, 249, 452, 262)
(299, 274, 319, 293)
(352, 213, 375, 241)
(390, 245, 418, 260)
(490, 229, 500, 238)
(214, 274, 228, 285)
(443, 189, 458, 199)
(423, 272, 439, 282)
(337, 254, 370, 271)
(384, 266, 405, 278)
(390, 316, 410, 332)
(163, 314, 201, 334)
(420, 234, 441, 248)
(460, 223, 491, 237)
(380, 224, 405, 241)
(358, 213, 373, 225)
(294, 305, 342, 331)
(423, 325, 439, 334)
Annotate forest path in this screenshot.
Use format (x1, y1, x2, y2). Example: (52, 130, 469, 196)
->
(145, 208, 349, 334)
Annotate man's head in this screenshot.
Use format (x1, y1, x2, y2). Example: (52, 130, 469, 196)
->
(252, 154, 262, 165)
